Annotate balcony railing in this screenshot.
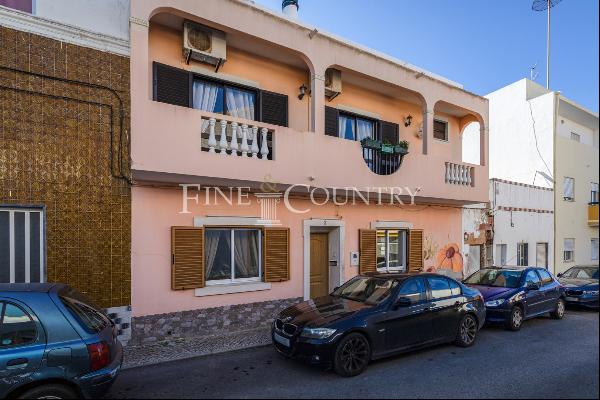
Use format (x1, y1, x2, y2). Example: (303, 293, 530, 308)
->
(201, 117, 273, 159)
(445, 162, 474, 186)
(588, 203, 599, 226)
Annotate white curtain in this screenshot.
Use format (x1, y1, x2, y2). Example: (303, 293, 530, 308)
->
(225, 87, 255, 120)
(205, 230, 230, 280)
(338, 115, 354, 140)
(563, 177, 574, 199)
(356, 119, 374, 141)
(193, 81, 221, 132)
(233, 230, 259, 279)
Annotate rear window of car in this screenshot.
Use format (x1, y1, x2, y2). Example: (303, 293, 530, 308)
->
(538, 269, 554, 285)
(59, 287, 111, 333)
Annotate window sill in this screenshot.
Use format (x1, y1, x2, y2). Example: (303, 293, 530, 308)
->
(194, 282, 271, 297)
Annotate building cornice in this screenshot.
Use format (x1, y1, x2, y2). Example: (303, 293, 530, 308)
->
(0, 5, 130, 56)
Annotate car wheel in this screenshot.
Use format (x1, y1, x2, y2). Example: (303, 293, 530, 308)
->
(550, 298, 566, 319)
(18, 384, 78, 399)
(333, 332, 371, 377)
(505, 306, 524, 331)
(454, 314, 478, 347)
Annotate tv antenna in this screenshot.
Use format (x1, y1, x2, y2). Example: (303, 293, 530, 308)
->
(530, 63, 539, 81)
(532, 0, 564, 89)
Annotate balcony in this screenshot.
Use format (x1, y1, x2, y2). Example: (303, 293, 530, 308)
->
(131, 102, 488, 205)
(589, 203, 599, 226)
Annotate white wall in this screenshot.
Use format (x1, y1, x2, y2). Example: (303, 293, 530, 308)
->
(490, 179, 554, 268)
(34, 0, 130, 40)
(486, 79, 555, 188)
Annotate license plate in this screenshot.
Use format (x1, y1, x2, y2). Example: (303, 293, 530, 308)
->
(565, 296, 578, 302)
(274, 332, 290, 347)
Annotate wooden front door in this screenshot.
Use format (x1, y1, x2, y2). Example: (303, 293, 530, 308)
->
(310, 233, 329, 299)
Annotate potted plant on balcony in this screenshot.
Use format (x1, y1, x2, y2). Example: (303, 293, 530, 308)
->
(394, 140, 409, 155)
(360, 137, 381, 150)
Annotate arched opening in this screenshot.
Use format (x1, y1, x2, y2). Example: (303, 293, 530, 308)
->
(461, 121, 481, 165)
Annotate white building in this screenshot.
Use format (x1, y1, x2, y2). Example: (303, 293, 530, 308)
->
(486, 79, 599, 273)
(490, 179, 554, 268)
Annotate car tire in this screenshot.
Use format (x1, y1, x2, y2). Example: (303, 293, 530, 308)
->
(333, 332, 371, 377)
(505, 306, 524, 331)
(454, 314, 478, 347)
(18, 384, 78, 399)
(550, 298, 566, 319)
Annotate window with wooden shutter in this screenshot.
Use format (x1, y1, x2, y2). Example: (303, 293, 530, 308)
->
(408, 229, 424, 272)
(153, 62, 191, 108)
(171, 227, 204, 290)
(325, 106, 339, 137)
(264, 227, 290, 282)
(260, 91, 288, 127)
(378, 120, 399, 143)
(359, 229, 377, 274)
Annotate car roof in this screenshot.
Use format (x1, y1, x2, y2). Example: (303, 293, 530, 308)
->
(362, 272, 458, 281)
(0, 283, 63, 293)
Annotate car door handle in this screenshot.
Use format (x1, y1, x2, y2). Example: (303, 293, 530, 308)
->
(6, 358, 28, 368)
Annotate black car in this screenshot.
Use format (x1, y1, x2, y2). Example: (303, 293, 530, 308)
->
(271, 273, 486, 377)
(464, 266, 566, 331)
(557, 265, 599, 309)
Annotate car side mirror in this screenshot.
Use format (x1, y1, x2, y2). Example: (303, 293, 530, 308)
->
(557, 273, 563, 278)
(394, 297, 412, 309)
(526, 282, 540, 291)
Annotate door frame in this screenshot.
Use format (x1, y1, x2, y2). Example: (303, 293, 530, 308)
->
(303, 219, 345, 301)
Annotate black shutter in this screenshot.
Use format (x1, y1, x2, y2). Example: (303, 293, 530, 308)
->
(260, 90, 288, 127)
(325, 106, 339, 137)
(378, 120, 399, 143)
(153, 62, 191, 108)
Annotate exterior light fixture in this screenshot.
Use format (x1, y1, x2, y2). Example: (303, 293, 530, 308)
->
(298, 84, 309, 100)
(404, 115, 413, 127)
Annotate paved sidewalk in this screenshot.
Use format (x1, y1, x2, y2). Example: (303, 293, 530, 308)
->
(123, 327, 272, 369)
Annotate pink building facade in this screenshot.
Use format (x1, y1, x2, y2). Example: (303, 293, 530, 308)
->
(128, 0, 489, 345)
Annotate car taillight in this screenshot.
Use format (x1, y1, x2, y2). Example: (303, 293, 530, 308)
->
(87, 341, 111, 371)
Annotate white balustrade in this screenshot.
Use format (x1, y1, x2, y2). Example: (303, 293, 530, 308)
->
(202, 117, 271, 160)
(445, 162, 474, 186)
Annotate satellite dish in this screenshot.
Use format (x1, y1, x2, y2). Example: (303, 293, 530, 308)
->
(532, 0, 563, 11)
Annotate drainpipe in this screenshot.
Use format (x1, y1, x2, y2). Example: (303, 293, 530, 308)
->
(552, 91, 560, 274)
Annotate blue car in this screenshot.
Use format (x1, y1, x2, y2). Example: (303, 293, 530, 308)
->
(557, 265, 599, 309)
(0, 283, 122, 399)
(463, 266, 565, 331)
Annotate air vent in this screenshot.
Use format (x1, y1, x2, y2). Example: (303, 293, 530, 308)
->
(183, 21, 227, 71)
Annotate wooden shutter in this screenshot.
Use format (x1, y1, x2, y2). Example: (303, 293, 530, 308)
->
(325, 106, 339, 137)
(260, 91, 288, 127)
(153, 62, 191, 108)
(408, 229, 424, 272)
(264, 227, 290, 282)
(171, 227, 204, 290)
(379, 120, 399, 143)
(359, 229, 377, 274)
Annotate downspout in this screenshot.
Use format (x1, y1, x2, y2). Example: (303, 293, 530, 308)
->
(552, 92, 560, 274)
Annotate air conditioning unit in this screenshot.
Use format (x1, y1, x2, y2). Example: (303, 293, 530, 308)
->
(183, 21, 227, 71)
(325, 68, 342, 101)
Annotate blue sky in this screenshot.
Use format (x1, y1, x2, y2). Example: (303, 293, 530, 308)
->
(256, 0, 599, 112)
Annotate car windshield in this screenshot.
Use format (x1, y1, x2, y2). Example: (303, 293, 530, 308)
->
(464, 269, 523, 288)
(562, 267, 599, 280)
(59, 286, 112, 333)
(332, 276, 397, 305)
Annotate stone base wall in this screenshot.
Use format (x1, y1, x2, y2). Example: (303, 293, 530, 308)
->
(129, 297, 302, 347)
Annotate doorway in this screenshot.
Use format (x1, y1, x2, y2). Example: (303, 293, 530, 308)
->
(536, 243, 549, 268)
(310, 232, 329, 299)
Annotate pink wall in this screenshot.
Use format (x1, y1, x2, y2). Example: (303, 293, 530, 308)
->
(131, 186, 462, 317)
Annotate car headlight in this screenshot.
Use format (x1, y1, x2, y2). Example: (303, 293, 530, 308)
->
(583, 290, 599, 296)
(300, 327, 337, 339)
(485, 299, 506, 307)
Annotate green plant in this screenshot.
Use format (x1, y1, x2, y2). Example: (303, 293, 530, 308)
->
(398, 140, 409, 150)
